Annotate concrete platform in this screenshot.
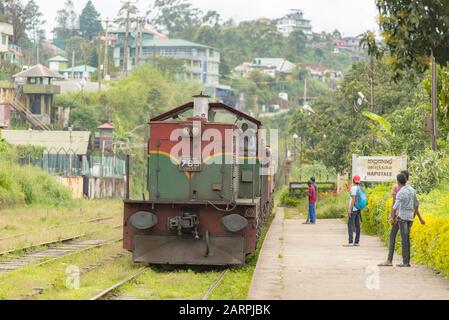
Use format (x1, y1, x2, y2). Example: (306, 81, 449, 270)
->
(248, 208, 449, 300)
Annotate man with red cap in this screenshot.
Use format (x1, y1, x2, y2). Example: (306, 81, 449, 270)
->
(347, 175, 362, 246)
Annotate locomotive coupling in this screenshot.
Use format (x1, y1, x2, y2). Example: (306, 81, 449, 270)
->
(168, 211, 200, 238)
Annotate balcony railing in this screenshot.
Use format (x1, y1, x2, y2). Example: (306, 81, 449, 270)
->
(22, 84, 61, 95)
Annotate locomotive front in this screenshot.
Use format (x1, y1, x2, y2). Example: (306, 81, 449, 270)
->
(123, 95, 274, 266)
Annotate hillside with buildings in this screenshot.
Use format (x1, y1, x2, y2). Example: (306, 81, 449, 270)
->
(0, 0, 367, 200)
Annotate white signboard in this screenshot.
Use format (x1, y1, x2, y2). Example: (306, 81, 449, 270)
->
(352, 155, 408, 182)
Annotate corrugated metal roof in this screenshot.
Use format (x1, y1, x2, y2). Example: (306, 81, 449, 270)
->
(98, 123, 114, 130)
(60, 65, 97, 73)
(13, 64, 64, 79)
(1, 130, 91, 155)
(141, 39, 215, 50)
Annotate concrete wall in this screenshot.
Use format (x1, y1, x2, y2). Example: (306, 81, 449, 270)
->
(56, 176, 125, 200)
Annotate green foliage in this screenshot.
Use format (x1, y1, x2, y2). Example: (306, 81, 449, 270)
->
(423, 65, 449, 140)
(145, 56, 187, 80)
(65, 36, 98, 67)
(53, 0, 78, 45)
(68, 104, 101, 132)
(279, 187, 301, 208)
(317, 192, 347, 219)
(384, 103, 431, 159)
(377, 0, 449, 76)
(151, 0, 204, 35)
(79, 0, 102, 41)
(409, 150, 449, 194)
(0, 142, 71, 208)
(362, 111, 392, 134)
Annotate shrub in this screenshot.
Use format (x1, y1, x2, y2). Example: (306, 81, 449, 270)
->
(317, 191, 347, 219)
(279, 187, 301, 208)
(409, 149, 449, 194)
(0, 143, 72, 208)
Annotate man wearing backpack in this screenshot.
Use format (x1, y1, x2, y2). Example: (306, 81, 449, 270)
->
(347, 175, 366, 246)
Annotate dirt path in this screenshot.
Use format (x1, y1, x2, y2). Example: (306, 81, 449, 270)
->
(249, 207, 449, 300)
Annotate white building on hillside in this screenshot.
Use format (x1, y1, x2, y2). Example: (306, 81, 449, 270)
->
(0, 21, 13, 63)
(277, 9, 312, 37)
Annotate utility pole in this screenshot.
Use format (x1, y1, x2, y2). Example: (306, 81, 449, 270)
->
(369, 60, 375, 112)
(99, 18, 112, 80)
(71, 50, 75, 80)
(431, 52, 438, 151)
(35, 32, 40, 64)
(136, 17, 145, 65)
(97, 39, 102, 92)
(122, 1, 136, 77)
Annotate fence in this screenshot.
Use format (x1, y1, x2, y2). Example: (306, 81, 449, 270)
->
(18, 149, 125, 179)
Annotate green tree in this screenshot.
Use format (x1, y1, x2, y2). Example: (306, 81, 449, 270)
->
(79, 0, 103, 41)
(69, 104, 101, 132)
(65, 36, 97, 67)
(377, 0, 449, 75)
(150, 0, 202, 35)
(3, 0, 27, 44)
(53, 0, 78, 47)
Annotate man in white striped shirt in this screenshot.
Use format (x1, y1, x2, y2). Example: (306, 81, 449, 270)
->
(392, 173, 420, 267)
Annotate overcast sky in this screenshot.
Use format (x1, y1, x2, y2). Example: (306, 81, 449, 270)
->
(35, 0, 378, 38)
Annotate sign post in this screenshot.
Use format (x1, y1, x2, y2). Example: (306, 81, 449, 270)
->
(352, 155, 407, 183)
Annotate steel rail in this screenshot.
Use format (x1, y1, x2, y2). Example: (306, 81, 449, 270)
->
(201, 270, 228, 300)
(90, 267, 147, 300)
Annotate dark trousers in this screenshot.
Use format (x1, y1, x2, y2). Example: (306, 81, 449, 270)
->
(348, 210, 361, 244)
(398, 219, 413, 265)
(388, 223, 400, 262)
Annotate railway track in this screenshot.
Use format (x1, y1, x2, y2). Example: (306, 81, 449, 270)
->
(90, 268, 229, 301)
(0, 235, 123, 274)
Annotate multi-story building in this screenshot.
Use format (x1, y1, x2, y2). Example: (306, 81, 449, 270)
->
(277, 9, 312, 37)
(0, 20, 13, 63)
(111, 28, 220, 86)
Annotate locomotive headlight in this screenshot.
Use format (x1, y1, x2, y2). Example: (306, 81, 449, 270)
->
(221, 214, 248, 233)
(182, 127, 191, 137)
(192, 126, 201, 137)
(130, 211, 158, 230)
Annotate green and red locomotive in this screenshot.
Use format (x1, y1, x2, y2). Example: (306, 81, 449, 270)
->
(123, 94, 276, 265)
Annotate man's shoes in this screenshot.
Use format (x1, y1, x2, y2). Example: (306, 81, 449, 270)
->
(378, 261, 393, 267)
(343, 243, 354, 247)
(354, 243, 360, 247)
(397, 263, 411, 268)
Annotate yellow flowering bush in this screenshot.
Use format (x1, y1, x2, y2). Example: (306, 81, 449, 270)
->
(365, 184, 449, 278)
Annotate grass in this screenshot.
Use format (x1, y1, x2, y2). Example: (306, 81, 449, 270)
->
(0, 242, 131, 300)
(0, 199, 122, 254)
(283, 191, 347, 221)
(118, 268, 223, 300)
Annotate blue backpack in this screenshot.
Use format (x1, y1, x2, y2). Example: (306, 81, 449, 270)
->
(355, 186, 367, 210)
